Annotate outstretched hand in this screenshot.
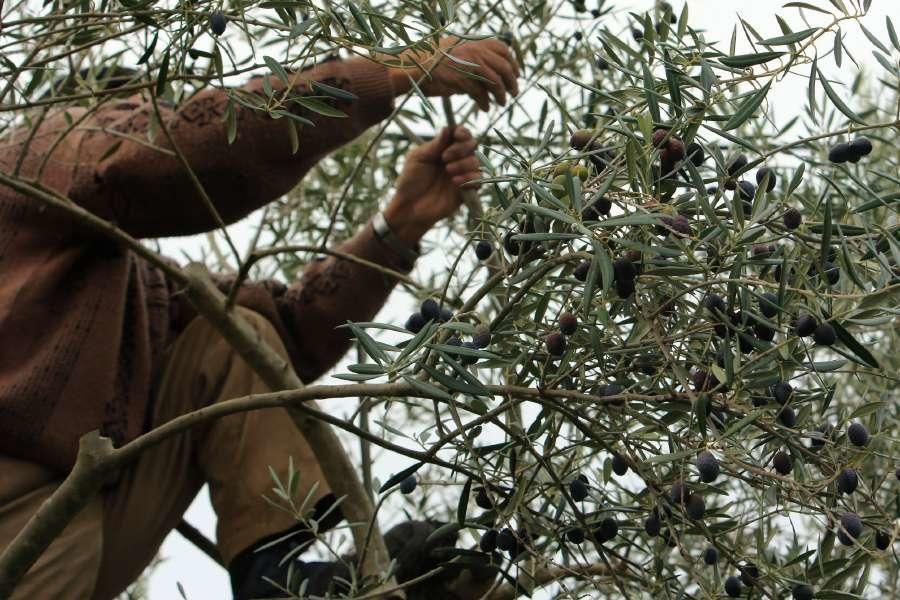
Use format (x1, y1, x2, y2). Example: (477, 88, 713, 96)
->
(390, 36, 521, 111)
(382, 127, 482, 244)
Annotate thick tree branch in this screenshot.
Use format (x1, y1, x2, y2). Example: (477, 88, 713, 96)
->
(0, 433, 115, 598)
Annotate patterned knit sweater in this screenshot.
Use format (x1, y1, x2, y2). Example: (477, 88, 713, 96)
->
(0, 57, 411, 472)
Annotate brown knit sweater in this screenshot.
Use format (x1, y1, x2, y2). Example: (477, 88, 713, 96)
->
(0, 57, 412, 472)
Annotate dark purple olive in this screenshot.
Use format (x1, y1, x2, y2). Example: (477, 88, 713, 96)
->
(545, 331, 567, 356)
(773, 451, 792, 475)
(421, 298, 441, 321)
(847, 422, 869, 447)
(759, 292, 778, 318)
(559, 312, 578, 336)
(696, 451, 719, 483)
(669, 481, 686, 504)
(687, 142, 705, 166)
(778, 406, 797, 428)
(405, 312, 427, 333)
(569, 478, 589, 502)
(848, 136, 873, 160)
(474, 487, 494, 509)
(838, 513, 863, 545)
(594, 517, 618, 543)
(756, 167, 777, 191)
(611, 453, 628, 476)
(726, 154, 748, 176)
(209, 11, 227, 36)
(566, 527, 585, 544)
(836, 468, 859, 495)
(644, 515, 661, 536)
(496, 528, 516, 552)
(810, 423, 834, 450)
(828, 142, 852, 163)
(582, 196, 612, 220)
(793, 584, 814, 600)
(615, 278, 635, 299)
(783, 207, 802, 230)
(794, 314, 817, 337)
(685, 493, 705, 520)
(475, 240, 493, 260)
(739, 562, 759, 586)
(573, 260, 591, 282)
(472, 326, 492, 349)
(703, 294, 727, 317)
(480, 529, 498, 552)
(613, 256, 637, 282)
(771, 382, 793, 404)
(399, 475, 417, 494)
(819, 261, 840, 286)
(724, 575, 743, 597)
(813, 322, 836, 346)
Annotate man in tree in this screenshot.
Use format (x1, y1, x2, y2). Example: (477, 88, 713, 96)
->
(0, 37, 519, 599)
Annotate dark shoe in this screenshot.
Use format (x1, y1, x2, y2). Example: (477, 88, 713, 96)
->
(381, 520, 498, 600)
(230, 494, 346, 599)
(231, 513, 497, 600)
(232, 555, 350, 599)
(383, 520, 461, 590)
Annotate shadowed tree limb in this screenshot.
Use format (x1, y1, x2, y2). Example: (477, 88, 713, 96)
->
(0, 433, 115, 598)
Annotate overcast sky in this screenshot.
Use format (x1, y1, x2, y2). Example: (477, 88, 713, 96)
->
(147, 1, 895, 597)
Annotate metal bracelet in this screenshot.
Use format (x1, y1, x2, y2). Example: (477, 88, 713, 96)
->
(372, 211, 420, 265)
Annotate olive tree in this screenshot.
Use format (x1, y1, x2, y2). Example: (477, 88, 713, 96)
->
(0, 0, 898, 599)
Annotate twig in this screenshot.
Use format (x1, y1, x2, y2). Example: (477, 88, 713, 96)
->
(225, 243, 420, 310)
(487, 562, 610, 600)
(175, 520, 224, 567)
(148, 93, 242, 266)
(356, 345, 375, 503)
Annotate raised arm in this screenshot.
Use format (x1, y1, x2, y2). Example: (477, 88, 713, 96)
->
(2, 37, 517, 241)
(69, 57, 396, 238)
(267, 127, 482, 382)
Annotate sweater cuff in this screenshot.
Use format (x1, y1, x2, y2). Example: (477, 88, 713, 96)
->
(346, 219, 418, 274)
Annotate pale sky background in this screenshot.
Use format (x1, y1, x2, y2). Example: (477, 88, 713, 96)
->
(146, 1, 897, 597)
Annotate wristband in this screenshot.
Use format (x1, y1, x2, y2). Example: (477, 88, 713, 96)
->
(372, 211, 420, 266)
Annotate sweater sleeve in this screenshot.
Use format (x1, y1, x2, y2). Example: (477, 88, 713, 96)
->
(213, 220, 413, 384)
(275, 220, 414, 383)
(65, 57, 394, 239)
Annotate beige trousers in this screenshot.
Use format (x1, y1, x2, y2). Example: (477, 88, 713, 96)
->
(0, 308, 330, 599)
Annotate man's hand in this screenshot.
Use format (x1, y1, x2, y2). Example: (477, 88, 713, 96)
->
(382, 127, 481, 244)
(389, 37, 520, 111)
